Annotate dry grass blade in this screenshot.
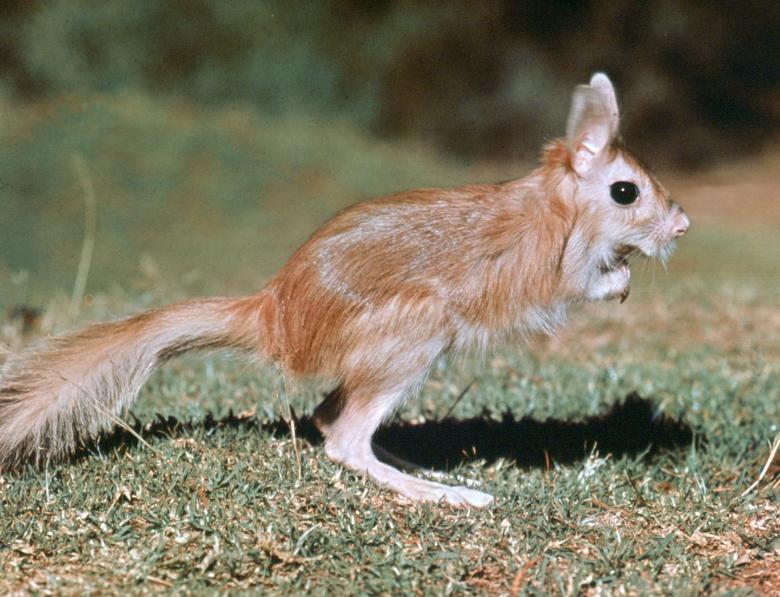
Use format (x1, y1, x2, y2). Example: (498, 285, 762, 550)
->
(444, 378, 476, 418)
(510, 557, 539, 596)
(741, 433, 780, 497)
(70, 154, 98, 316)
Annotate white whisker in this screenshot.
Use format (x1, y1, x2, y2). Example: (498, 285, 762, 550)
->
(639, 256, 650, 282)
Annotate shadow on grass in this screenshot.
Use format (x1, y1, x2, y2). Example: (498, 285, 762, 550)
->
(81, 392, 694, 471)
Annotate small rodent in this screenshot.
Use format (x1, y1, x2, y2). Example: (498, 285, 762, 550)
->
(0, 73, 689, 507)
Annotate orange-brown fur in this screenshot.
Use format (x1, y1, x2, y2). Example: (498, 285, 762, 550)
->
(0, 74, 689, 506)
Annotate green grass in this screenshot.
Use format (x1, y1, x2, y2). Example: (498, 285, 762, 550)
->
(1, 95, 780, 594)
(2, 288, 778, 594)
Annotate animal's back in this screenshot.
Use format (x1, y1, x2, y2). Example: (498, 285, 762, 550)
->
(261, 179, 566, 374)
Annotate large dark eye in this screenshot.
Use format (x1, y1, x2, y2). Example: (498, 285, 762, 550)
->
(610, 181, 639, 205)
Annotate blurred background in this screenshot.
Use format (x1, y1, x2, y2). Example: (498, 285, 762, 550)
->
(0, 0, 778, 304)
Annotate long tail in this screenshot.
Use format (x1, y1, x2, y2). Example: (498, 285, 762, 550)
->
(0, 295, 268, 470)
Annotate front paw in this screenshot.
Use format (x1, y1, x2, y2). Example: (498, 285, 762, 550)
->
(586, 264, 631, 302)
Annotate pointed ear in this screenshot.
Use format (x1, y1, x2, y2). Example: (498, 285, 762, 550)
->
(589, 73, 619, 125)
(566, 73, 620, 176)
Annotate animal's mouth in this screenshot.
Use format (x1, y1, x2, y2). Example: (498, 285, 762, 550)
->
(599, 244, 640, 275)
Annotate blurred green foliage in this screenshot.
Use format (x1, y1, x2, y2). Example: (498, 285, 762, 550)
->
(1, 1, 778, 165)
(1, 0, 421, 126)
(0, 94, 470, 300)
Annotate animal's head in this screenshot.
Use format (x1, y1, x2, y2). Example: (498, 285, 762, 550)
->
(560, 73, 689, 302)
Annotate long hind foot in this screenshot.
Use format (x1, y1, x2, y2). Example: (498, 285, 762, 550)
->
(329, 442, 493, 508)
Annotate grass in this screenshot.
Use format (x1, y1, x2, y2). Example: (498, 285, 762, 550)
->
(1, 95, 779, 594)
(2, 305, 779, 594)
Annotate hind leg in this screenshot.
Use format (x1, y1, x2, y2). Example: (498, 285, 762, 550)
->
(313, 350, 493, 508)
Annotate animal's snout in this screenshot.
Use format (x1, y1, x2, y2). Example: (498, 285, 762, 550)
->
(673, 212, 689, 237)
(670, 202, 689, 238)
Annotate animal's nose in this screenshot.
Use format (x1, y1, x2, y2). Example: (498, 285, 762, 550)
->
(670, 202, 689, 237)
(673, 211, 690, 237)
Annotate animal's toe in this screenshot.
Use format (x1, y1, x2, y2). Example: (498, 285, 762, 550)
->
(445, 486, 494, 508)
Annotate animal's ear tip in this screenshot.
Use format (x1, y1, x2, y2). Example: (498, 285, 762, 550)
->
(589, 72, 613, 88)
